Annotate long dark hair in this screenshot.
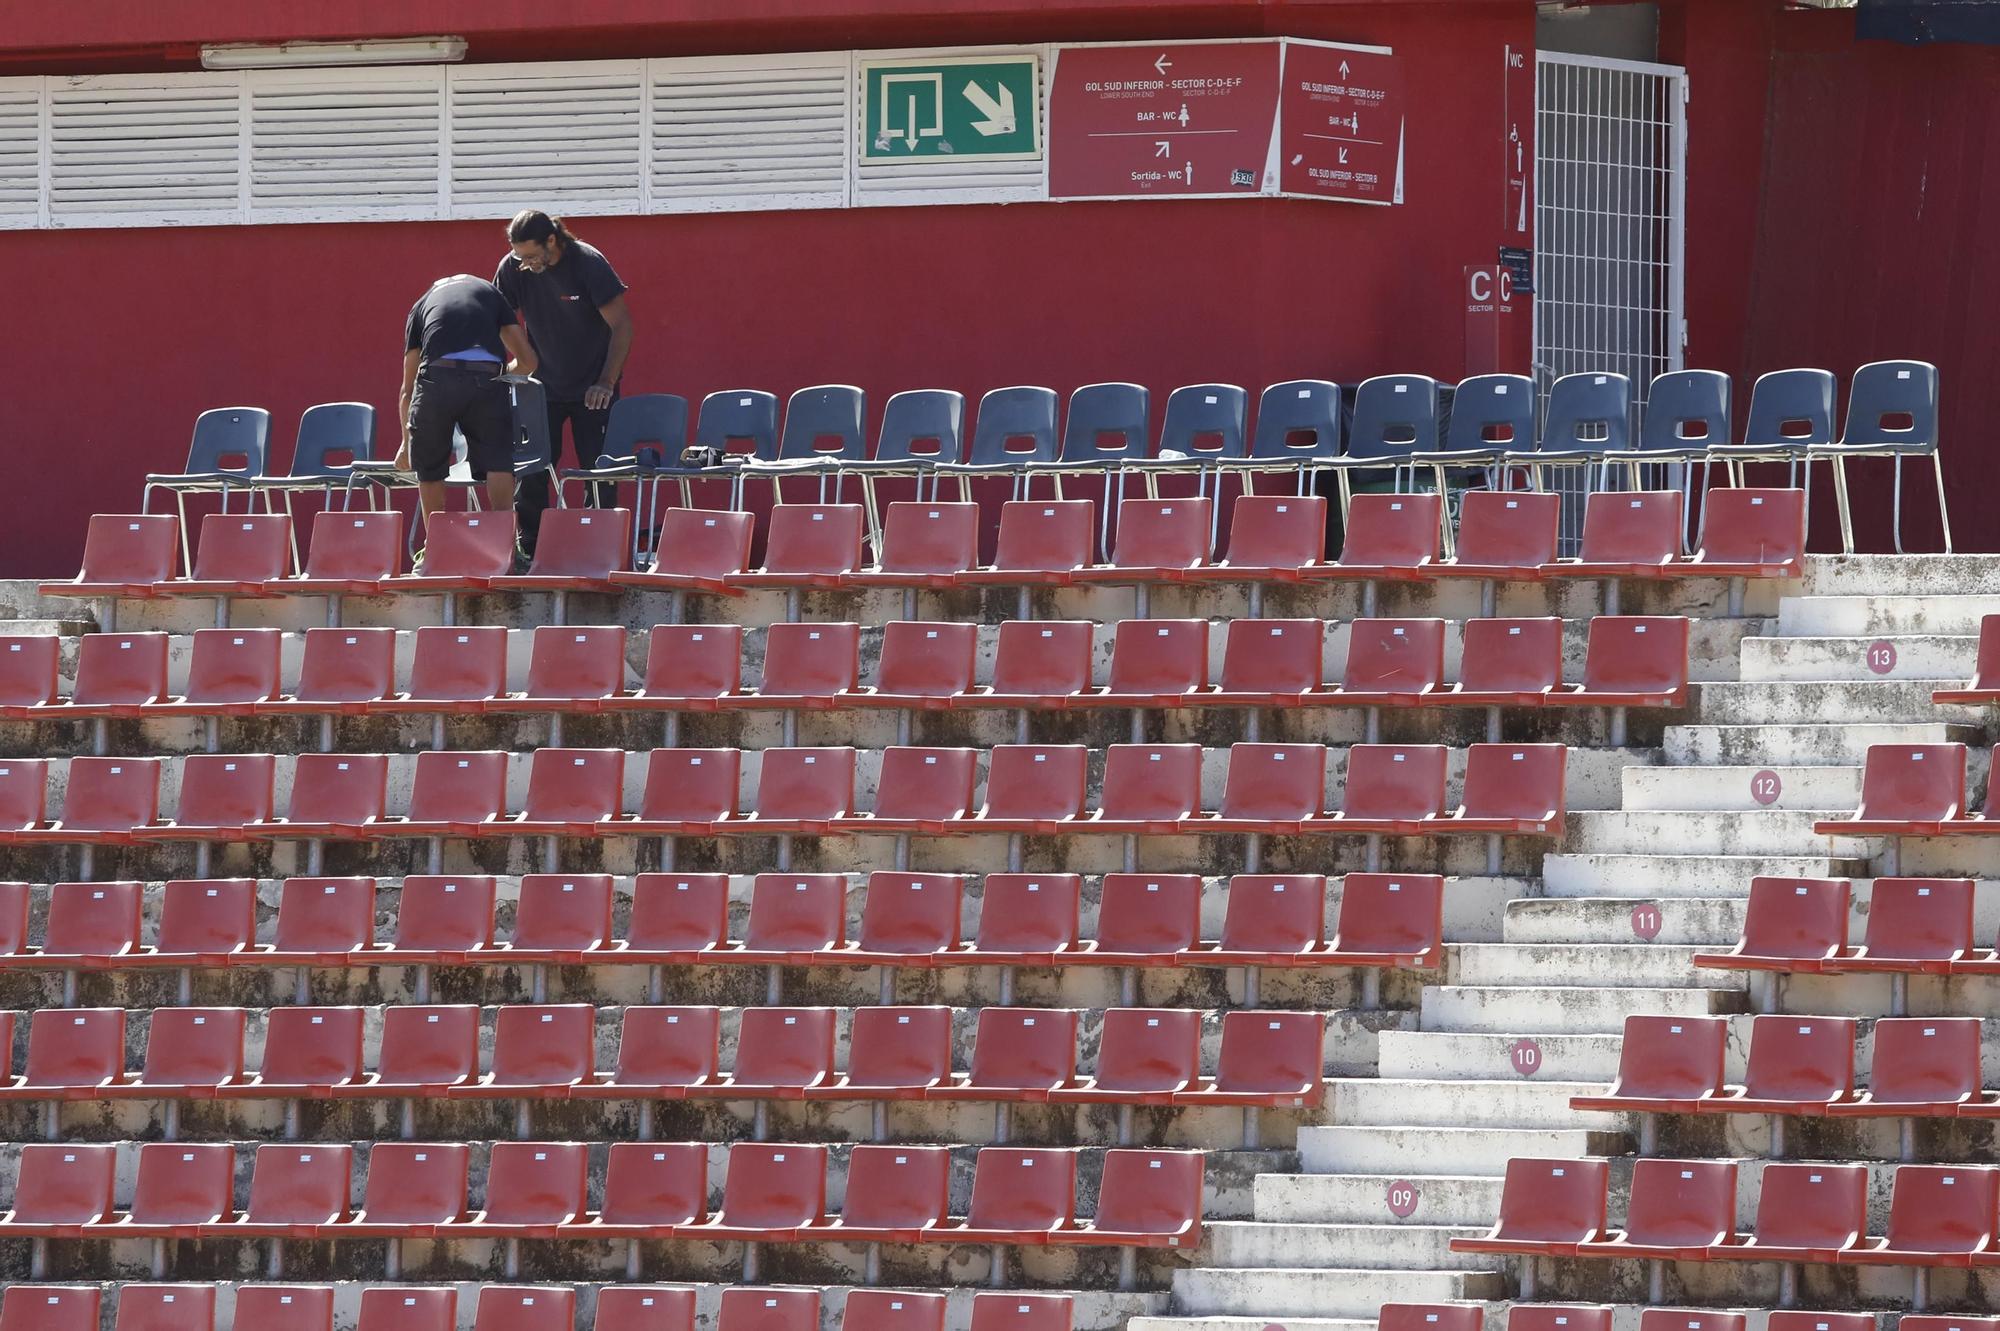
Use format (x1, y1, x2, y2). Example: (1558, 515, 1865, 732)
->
(507, 209, 576, 247)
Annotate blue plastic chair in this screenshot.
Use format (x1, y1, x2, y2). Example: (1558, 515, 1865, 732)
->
(1129, 383, 1248, 498)
(937, 385, 1059, 499)
(846, 389, 966, 535)
(1816, 359, 1949, 553)
(1228, 380, 1343, 494)
(144, 406, 273, 570)
(1032, 382, 1151, 558)
(1518, 371, 1633, 487)
(1600, 370, 1732, 486)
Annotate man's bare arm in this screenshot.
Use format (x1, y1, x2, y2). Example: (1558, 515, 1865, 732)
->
(587, 294, 633, 410)
(501, 324, 539, 378)
(394, 348, 421, 470)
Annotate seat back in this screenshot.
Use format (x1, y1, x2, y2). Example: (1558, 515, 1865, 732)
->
(1338, 745, 1447, 821)
(142, 1008, 246, 1089)
(717, 1289, 818, 1331)
(778, 384, 867, 463)
(760, 503, 864, 575)
(58, 757, 161, 834)
(1488, 1156, 1609, 1243)
(1641, 370, 1732, 452)
(628, 874, 731, 952)
(1099, 746, 1203, 824)
(489, 1004, 597, 1088)
(301, 509, 403, 581)
(525, 625, 628, 701)
(358, 1142, 470, 1226)
(1379, 1307, 1482, 1331)
(1852, 743, 1966, 822)
(257, 1006, 364, 1087)
(521, 750, 625, 827)
(877, 502, 978, 575)
(876, 389, 965, 466)
(1214, 1009, 1326, 1097)
(975, 874, 1082, 954)
(1741, 1014, 1857, 1103)
(1339, 493, 1442, 568)
(966, 1008, 1079, 1090)
(1250, 379, 1342, 463)
(1159, 383, 1247, 459)
(0, 761, 45, 834)
(760, 621, 860, 697)
(967, 386, 1060, 467)
(1622, 1157, 1736, 1247)
(0, 1288, 99, 1331)
(1606, 1015, 1727, 1101)
(1867, 1016, 1982, 1105)
(733, 1007, 836, 1089)
(1219, 493, 1326, 568)
(356, 1288, 455, 1331)
(1576, 491, 1682, 566)
(274, 877, 375, 955)
(991, 620, 1094, 697)
(593, 1287, 696, 1331)
(844, 1006, 953, 1092)
(294, 628, 396, 705)
(1095, 875, 1201, 958)
(157, 877, 258, 956)
(754, 747, 856, 822)
(641, 624, 742, 700)
(186, 406, 271, 477)
(1843, 359, 1939, 449)
(417, 510, 517, 579)
(76, 514, 180, 585)
(1108, 497, 1213, 569)
(744, 873, 846, 952)
(394, 876, 499, 952)
(233, 1287, 335, 1331)
(604, 393, 690, 458)
(1581, 615, 1690, 697)
(245, 1143, 353, 1227)
(1767, 1315, 1871, 1331)
(407, 750, 509, 826)
(1459, 618, 1563, 696)
(1696, 488, 1806, 567)
(969, 1293, 1075, 1331)
(1092, 1149, 1203, 1241)
(1092, 1009, 1200, 1093)
(374, 1004, 479, 1089)
(1860, 877, 1975, 963)
(1342, 618, 1445, 694)
(0, 634, 59, 707)
(24, 1006, 125, 1088)
(967, 1148, 1078, 1230)
(1329, 873, 1445, 956)
(1060, 382, 1151, 463)
(174, 754, 276, 830)
(653, 507, 754, 579)
(287, 753, 390, 829)
(0, 881, 23, 953)
(601, 1143, 709, 1228)
(990, 500, 1094, 573)
(638, 748, 741, 823)
(1743, 368, 1836, 449)
(521, 508, 631, 579)
(716, 1142, 828, 1229)
(1507, 1309, 1612, 1331)
(1882, 1164, 2000, 1255)
(45, 879, 143, 956)
(1348, 374, 1440, 461)
(190, 512, 292, 582)
(8, 1144, 115, 1224)
(1460, 744, 1568, 827)
(1443, 374, 1535, 456)
(841, 1144, 951, 1231)
(71, 631, 170, 707)
(481, 1142, 588, 1226)
(1539, 372, 1631, 453)
(610, 1006, 721, 1088)
(858, 871, 964, 954)
(113, 1283, 218, 1331)
(1455, 490, 1560, 567)
(1751, 1162, 1868, 1254)
(1107, 619, 1207, 696)
(875, 621, 977, 698)
(514, 873, 616, 952)
(1219, 618, 1321, 696)
(1219, 744, 1327, 822)
(405, 625, 508, 704)
(1219, 874, 1326, 954)
(183, 628, 283, 705)
(472, 1288, 573, 1331)
(841, 1291, 946, 1331)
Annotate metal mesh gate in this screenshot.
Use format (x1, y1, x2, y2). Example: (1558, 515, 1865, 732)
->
(1533, 51, 1688, 546)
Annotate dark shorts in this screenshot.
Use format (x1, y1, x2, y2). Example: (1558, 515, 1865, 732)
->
(408, 361, 515, 483)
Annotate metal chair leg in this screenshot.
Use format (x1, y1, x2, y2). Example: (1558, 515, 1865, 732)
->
(1932, 450, 1954, 554)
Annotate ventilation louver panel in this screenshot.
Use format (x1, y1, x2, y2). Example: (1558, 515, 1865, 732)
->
(449, 63, 643, 216)
(49, 77, 241, 223)
(249, 69, 443, 218)
(0, 82, 39, 227)
(649, 53, 849, 212)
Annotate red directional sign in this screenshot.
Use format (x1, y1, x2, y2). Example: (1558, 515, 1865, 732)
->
(1048, 41, 1282, 200)
(1278, 41, 1405, 204)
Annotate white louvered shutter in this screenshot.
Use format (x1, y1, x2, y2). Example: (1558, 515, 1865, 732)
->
(48, 75, 242, 225)
(649, 52, 848, 213)
(0, 80, 40, 228)
(448, 62, 642, 217)
(248, 68, 443, 221)
(851, 46, 1047, 209)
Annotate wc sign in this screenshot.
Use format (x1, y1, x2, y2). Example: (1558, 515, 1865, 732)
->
(1464, 264, 1524, 373)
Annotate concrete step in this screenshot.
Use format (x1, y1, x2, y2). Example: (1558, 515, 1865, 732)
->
(1132, 1318, 1377, 1331)
(1377, 1029, 1626, 1082)
(1328, 1076, 1621, 1130)
(1540, 852, 1867, 899)
(1252, 1171, 1504, 1226)
(1168, 1267, 1507, 1321)
(1691, 678, 1965, 725)
(1297, 1124, 1624, 1176)
(1504, 896, 1744, 946)
(1197, 1220, 1493, 1270)
(1620, 764, 1860, 812)
(1445, 942, 1742, 990)
(1420, 983, 1746, 1035)
(1778, 593, 2000, 638)
(1663, 721, 1978, 766)
(1739, 633, 1974, 682)
(1564, 809, 1860, 856)
(1796, 555, 2000, 598)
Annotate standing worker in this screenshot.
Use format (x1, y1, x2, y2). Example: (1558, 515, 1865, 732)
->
(395, 273, 538, 572)
(495, 209, 634, 559)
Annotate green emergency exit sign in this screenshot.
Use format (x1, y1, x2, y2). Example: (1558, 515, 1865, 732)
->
(861, 54, 1041, 162)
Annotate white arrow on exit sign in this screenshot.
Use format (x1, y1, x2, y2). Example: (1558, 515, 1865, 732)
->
(963, 80, 1017, 135)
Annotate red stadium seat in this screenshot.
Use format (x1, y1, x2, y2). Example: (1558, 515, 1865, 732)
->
(393, 750, 509, 837)
(970, 874, 1084, 964)
(355, 1288, 455, 1331)
(231, 1287, 336, 1331)
(1636, 1314, 1743, 1331)
(1554, 491, 1684, 578)
(1449, 743, 1567, 834)
(137, 754, 274, 842)
(839, 1291, 946, 1331)
(337, 1141, 470, 1237)
(279, 509, 404, 593)
(1691, 877, 1853, 974)
(612, 624, 746, 711)
(1204, 744, 1328, 835)
(1570, 1015, 1728, 1113)
(1816, 743, 1967, 835)
(1936, 614, 2000, 705)
(717, 1007, 837, 1098)
(846, 872, 967, 964)
(819, 1144, 952, 1243)
(1060, 1148, 1202, 1248)
(1316, 492, 1441, 578)
(1098, 619, 1208, 706)
(1089, 873, 1202, 963)
(454, 1004, 599, 1100)
(141, 627, 281, 716)
(738, 873, 847, 962)
(836, 749, 978, 835)
(51, 631, 170, 718)
(621, 875, 732, 962)
(0, 1144, 116, 1236)
(163, 512, 292, 595)
(1703, 1014, 1858, 1117)
(259, 628, 396, 716)
(0, 1287, 100, 1331)
(0, 635, 59, 715)
(0, 762, 47, 840)
(1902, 1320, 2000, 1331)
(970, 621, 1097, 708)
(1379, 1307, 1482, 1331)
(232, 1143, 354, 1236)
(591, 1287, 696, 1331)
(1309, 745, 1447, 835)
(1187, 494, 1327, 582)
(1208, 618, 1323, 707)
(1763, 1316, 1872, 1331)
(42, 513, 180, 598)
(153, 878, 258, 963)
(1451, 1157, 1611, 1256)
(749, 621, 860, 708)
(969, 1293, 1074, 1331)
(964, 745, 1090, 834)
(39, 880, 144, 961)
(1201, 875, 1327, 966)
(1682, 487, 1806, 578)
(961, 500, 1095, 587)
(1718, 1162, 1868, 1263)
(1844, 1164, 2000, 1265)
(445, 1142, 589, 1238)
(266, 877, 376, 963)
(957, 1148, 1080, 1243)
(1553, 616, 1691, 707)
(717, 1289, 818, 1331)
(859, 621, 978, 708)
(570, 1142, 709, 1237)
(385, 510, 516, 592)
(373, 625, 508, 714)
(489, 507, 632, 592)
(491, 626, 630, 712)
(258, 754, 390, 840)
(1830, 1017, 1985, 1117)
(612, 507, 754, 595)
(624, 749, 742, 834)
(130, 1008, 249, 1097)
(0, 882, 21, 954)
(1175, 1009, 1326, 1108)
(740, 747, 856, 834)
(1505, 1309, 1610, 1331)
(1575, 1158, 1737, 1260)
(848, 501, 979, 588)
(508, 753, 626, 838)
(1326, 873, 1447, 967)
(350, 1004, 478, 1097)
(730, 503, 865, 589)
(0, 1008, 130, 1098)
(693, 1142, 829, 1241)
(575, 1007, 724, 1099)
(807, 1005, 954, 1100)
(506, 873, 616, 961)
(1332, 619, 1445, 703)
(931, 1008, 1081, 1102)
(1839, 877, 1976, 973)
(1075, 497, 1212, 582)
(1435, 618, 1564, 707)
(112, 1284, 218, 1331)
(222, 1006, 366, 1098)
(385, 877, 498, 963)
(1441, 490, 1560, 579)
(111, 1144, 238, 1239)
(472, 1288, 575, 1331)
(1051, 1008, 1200, 1105)
(1085, 745, 1203, 835)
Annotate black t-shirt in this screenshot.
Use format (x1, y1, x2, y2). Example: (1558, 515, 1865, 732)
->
(494, 239, 628, 401)
(405, 275, 517, 365)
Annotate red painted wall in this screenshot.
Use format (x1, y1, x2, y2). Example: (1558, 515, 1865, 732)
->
(0, 4, 1532, 575)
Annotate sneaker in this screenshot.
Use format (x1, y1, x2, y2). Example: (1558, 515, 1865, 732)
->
(410, 544, 428, 577)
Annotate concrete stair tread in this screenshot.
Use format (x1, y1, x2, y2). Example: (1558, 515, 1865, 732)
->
(1541, 852, 1867, 899)
(1252, 1171, 1504, 1226)
(1377, 1029, 1626, 1081)
(1664, 721, 1978, 766)
(1445, 942, 1742, 989)
(1169, 1266, 1507, 1320)
(1420, 983, 1746, 1034)
(1297, 1124, 1628, 1176)
(1198, 1219, 1493, 1270)
(1329, 1075, 1622, 1129)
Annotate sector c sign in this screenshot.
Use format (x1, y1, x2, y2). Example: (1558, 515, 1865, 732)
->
(861, 54, 1043, 162)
